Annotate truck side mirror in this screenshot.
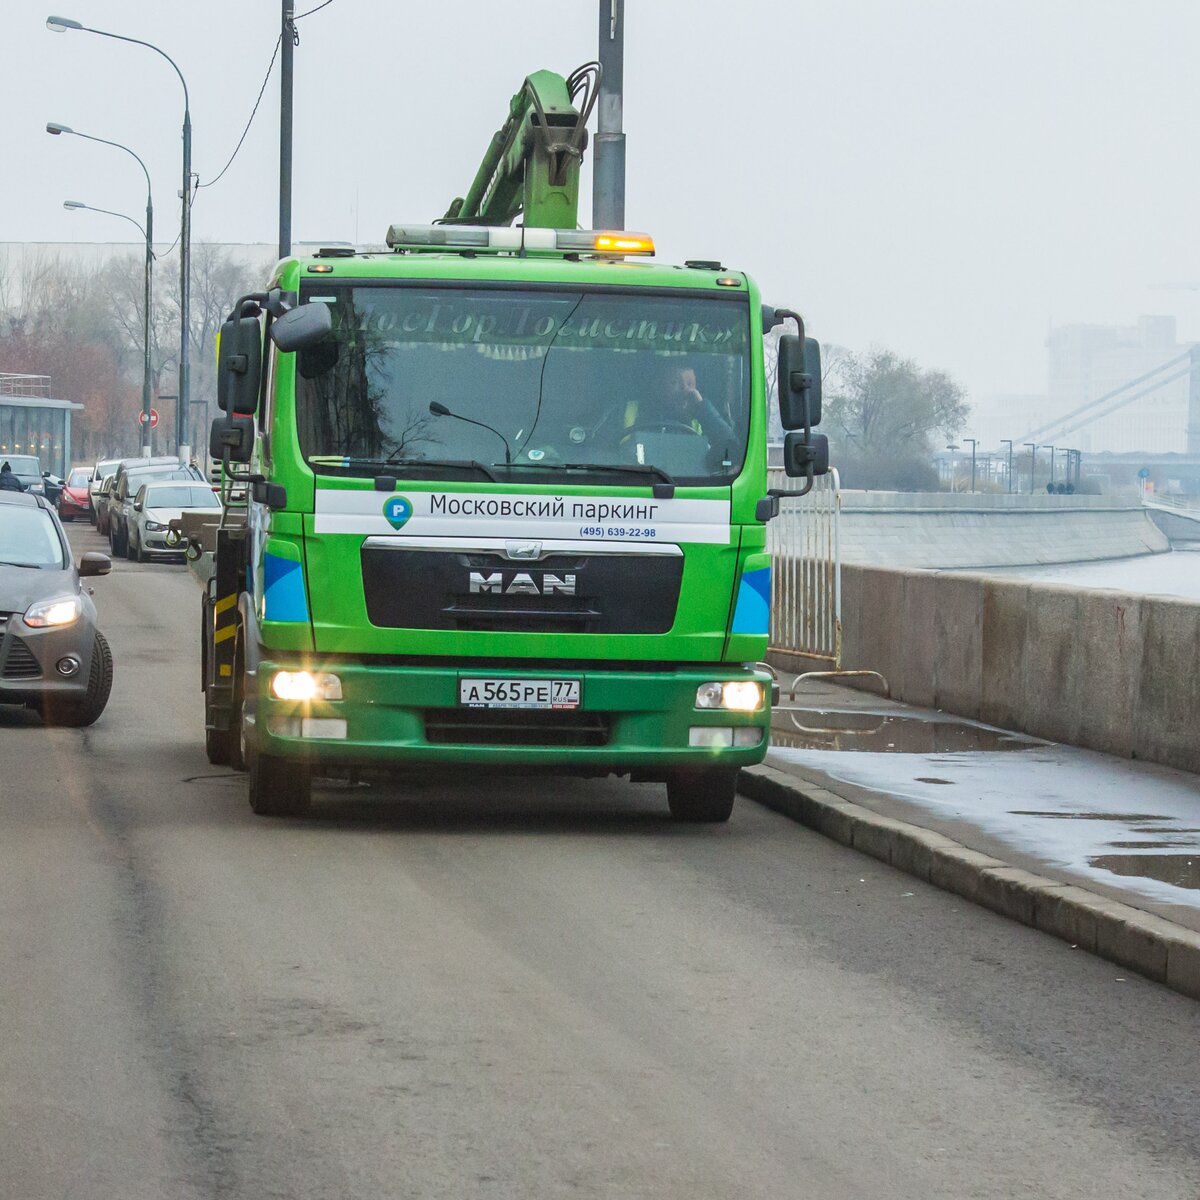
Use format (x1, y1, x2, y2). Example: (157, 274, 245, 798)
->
(210, 414, 255, 464)
(217, 316, 263, 416)
(783, 431, 829, 479)
(269, 301, 333, 353)
(777, 334, 822, 430)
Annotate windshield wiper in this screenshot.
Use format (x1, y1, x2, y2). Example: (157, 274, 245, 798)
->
(0, 560, 43, 569)
(309, 457, 500, 483)
(499, 461, 676, 493)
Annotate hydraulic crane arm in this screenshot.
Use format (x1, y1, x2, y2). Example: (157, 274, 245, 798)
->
(443, 62, 601, 230)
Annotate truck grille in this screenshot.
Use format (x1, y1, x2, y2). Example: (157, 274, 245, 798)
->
(362, 548, 682, 634)
(424, 708, 610, 747)
(2, 637, 41, 680)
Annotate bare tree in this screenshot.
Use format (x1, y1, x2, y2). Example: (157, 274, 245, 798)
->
(824, 348, 969, 491)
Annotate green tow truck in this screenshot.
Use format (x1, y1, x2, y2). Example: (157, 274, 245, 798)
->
(201, 64, 827, 821)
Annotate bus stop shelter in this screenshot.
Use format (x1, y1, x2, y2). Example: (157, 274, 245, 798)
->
(0, 374, 84, 478)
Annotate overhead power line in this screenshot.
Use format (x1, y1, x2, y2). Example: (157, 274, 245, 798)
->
(197, 0, 335, 193)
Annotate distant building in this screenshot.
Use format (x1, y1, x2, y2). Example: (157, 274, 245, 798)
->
(0, 374, 83, 477)
(1045, 316, 1194, 454)
(973, 316, 1199, 456)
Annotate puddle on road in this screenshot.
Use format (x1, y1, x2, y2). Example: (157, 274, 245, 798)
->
(1090, 854, 1200, 891)
(1011, 811, 1174, 822)
(770, 709, 1037, 754)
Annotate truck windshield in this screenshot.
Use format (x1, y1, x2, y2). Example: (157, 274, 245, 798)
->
(294, 285, 751, 484)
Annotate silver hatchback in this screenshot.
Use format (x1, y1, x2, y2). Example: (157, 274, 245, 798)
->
(0, 491, 114, 726)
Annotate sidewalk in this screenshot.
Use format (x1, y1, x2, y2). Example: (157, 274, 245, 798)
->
(741, 675, 1200, 993)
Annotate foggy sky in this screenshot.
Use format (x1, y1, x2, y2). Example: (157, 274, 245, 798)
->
(4, 0, 1199, 414)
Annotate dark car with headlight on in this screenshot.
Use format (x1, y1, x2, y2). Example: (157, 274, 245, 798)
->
(0, 491, 114, 726)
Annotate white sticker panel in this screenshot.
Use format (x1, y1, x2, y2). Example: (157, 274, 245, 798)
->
(314, 489, 731, 545)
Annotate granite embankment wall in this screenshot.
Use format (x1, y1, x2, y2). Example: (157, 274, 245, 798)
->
(838, 492, 1168, 569)
(783, 567, 1200, 776)
(1147, 509, 1200, 545)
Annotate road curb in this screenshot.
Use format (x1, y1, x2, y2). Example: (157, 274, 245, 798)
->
(739, 764, 1200, 1002)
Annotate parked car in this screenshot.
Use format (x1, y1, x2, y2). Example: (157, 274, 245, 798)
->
(3, 454, 48, 496)
(42, 473, 64, 505)
(57, 467, 92, 522)
(128, 480, 222, 562)
(88, 458, 123, 523)
(95, 475, 119, 537)
(0, 491, 113, 726)
(108, 459, 204, 557)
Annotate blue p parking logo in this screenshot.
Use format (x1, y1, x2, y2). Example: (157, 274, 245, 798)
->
(383, 495, 412, 530)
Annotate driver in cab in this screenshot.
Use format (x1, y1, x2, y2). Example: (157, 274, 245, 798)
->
(623, 364, 736, 450)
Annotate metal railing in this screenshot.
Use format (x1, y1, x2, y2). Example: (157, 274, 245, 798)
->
(1142, 492, 1200, 523)
(0, 372, 51, 398)
(766, 466, 889, 697)
(767, 467, 842, 663)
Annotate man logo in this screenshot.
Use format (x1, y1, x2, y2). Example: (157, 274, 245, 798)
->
(469, 571, 576, 596)
(383, 495, 413, 530)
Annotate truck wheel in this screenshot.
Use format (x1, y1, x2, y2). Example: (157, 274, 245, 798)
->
(666, 769, 738, 823)
(41, 632, 114, 728)
(248, 747, 312, 817)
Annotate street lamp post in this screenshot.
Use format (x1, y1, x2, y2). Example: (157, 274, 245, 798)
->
(64, 201, 152, 455)
(279, 0, 295, 259)
(1000, 439, 1013, 493)
(48, 15, 191, 464)
(1024, 443, 1037, 494)
(945, 442, 960, 492)
(48, 122, 153, 457)
(963, 437, 978, 493)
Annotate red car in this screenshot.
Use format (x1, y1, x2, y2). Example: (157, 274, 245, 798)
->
(56, 467, 91, 522)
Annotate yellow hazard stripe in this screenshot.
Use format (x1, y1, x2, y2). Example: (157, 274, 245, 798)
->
(213, 624, 237, 644)
(214, 594, 237, 616)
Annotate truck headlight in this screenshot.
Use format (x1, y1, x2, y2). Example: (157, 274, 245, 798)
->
(24, 594, 82, 628)
(695, 680, 764, 712)
(270, 670, 343, 702)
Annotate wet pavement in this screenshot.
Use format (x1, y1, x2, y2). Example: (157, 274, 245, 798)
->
(765, 678, 1200, 932)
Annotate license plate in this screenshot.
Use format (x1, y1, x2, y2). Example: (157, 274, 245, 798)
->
(459, 678, 581, 710)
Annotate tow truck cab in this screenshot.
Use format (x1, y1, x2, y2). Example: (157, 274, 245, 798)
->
(205, 225, 824, 821)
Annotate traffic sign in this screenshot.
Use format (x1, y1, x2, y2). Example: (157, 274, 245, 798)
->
(138, 408, 159, 429)
(1138, 468, 1150, 480)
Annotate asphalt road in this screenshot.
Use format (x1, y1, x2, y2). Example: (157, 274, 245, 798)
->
(2, 520, 1199, 1199)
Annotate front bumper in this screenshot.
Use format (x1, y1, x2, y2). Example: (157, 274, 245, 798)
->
(0, 618, 97, 702)
(139, 532, 185, 557)
(249, 660, 772, 773)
